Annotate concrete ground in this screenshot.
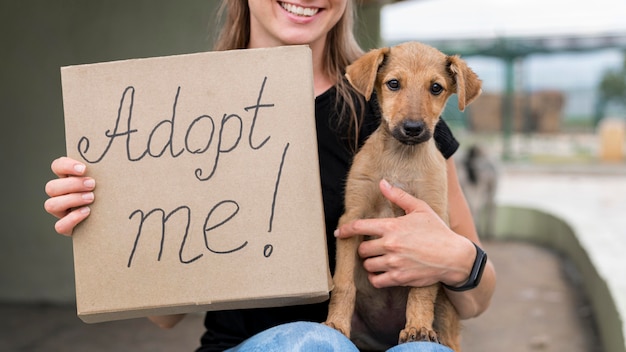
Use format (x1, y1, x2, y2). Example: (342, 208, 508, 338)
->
(0, 239, 602, 352)
(461, 240, 601, 352)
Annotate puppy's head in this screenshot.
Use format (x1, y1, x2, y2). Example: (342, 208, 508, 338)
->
(346, 42, 482, 146)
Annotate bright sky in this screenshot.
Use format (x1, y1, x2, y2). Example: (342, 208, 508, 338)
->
(382, 0, 626, 42)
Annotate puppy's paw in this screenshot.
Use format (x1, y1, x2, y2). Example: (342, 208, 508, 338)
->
(323, 321, 350, 338)
(399, 327, 439, 344)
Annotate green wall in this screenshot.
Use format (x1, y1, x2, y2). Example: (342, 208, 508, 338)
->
(0, 0, 218, 303)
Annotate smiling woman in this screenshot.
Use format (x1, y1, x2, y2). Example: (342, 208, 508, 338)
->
(42, 0, 496, 351)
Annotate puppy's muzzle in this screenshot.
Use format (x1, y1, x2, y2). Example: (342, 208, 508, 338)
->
(393, 120, 432, 145)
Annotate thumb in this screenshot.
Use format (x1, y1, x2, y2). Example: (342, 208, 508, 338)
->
(379, 179, 428, 214)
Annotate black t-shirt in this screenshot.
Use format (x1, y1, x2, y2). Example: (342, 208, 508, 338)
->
(197, 87, 459, 352)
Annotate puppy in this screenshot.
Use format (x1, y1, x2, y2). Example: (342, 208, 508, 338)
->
(324, 42, 482, 351)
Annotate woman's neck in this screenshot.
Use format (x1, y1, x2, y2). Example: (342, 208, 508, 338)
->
(310, 41, 335, 96)
(247, 37, 334, 97)
(313, 70, 334, 96)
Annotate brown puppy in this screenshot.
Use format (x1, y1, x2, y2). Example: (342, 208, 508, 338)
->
(324, 42, 482, 351)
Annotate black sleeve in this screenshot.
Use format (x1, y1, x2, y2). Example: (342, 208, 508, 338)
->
(434, 118, 460, 159)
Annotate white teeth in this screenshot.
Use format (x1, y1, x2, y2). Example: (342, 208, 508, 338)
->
(280, 2, 319, 17)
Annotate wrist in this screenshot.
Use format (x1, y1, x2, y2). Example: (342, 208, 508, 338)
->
(443, 241, 487, 292)
(440, 237, 474, 287)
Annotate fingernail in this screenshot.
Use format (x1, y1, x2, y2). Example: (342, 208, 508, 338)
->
(381, 179, 392, 189)
(82, 192, 94, 201)
(333, 229, 340, 237)
(84, 179, 95, 189)
(74, 164, 86, 174)
(79, 206, 91, 214)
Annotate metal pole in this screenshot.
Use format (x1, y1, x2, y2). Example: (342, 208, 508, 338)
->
(502, 55, 515, 161)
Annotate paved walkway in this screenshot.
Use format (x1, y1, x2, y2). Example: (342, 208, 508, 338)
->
(462, 240, 601, 352)
(495, 163, 626, 352)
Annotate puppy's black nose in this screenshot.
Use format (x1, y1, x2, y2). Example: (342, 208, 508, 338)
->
(402, 120, 425, 137)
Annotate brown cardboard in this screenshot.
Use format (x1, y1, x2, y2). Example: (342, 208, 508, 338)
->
(60, 46, 331, 323)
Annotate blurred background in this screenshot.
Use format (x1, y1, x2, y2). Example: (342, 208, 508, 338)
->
(382, 0, 626, 165)
(0, 0, 624, 351)
(381, 0, 626, 164)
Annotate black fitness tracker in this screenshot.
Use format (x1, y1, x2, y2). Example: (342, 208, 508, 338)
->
(443, 242, 487, 292)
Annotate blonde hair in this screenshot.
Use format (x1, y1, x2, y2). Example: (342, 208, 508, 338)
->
(214, 0, 366, 151)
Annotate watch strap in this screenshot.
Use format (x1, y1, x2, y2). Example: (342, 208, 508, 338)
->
(443, 242, 487, 292)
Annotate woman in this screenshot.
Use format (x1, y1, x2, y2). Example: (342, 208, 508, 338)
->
(44, 1, 495, 351)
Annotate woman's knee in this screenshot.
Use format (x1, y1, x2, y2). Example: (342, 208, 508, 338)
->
(387, 341, 455, 352)
(227, 321, 358, 352)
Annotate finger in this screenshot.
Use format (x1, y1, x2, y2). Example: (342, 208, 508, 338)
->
(379, 179, 428, 215)
(51, 157, 86, 178)
(44, 192, 94, 219)
(367, 270, 400, 289)
(361, 253, 388, 273)
(45, 177, 95, 198)
(334, 217, 390, 239)
(357, 238, 386, 259)
(54, 207, 91, 236)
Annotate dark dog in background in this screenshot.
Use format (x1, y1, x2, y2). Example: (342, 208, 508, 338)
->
(456, 144, 498, 239)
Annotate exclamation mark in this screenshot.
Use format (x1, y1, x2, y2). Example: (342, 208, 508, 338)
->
(265, 142, 290, 258)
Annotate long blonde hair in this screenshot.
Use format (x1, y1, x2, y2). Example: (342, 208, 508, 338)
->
(214, 0, 366, 151)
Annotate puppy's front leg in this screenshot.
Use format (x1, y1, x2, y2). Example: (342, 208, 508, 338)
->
(399, 285, 440, 344)
(324, 215, 361, 338)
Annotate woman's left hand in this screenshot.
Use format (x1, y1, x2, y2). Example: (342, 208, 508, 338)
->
(334, 179, 475, 290)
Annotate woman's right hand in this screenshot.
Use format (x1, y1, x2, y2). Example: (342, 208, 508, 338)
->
(44, 156, 95, 236)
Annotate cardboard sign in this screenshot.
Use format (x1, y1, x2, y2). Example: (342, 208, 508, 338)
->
(61, 46, 331, 323)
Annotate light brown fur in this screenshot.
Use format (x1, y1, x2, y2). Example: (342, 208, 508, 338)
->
(324, 42, 482, 351)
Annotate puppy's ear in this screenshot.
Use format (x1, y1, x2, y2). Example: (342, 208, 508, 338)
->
(345, 47, 389, 101)
(447, 55, 482, 111)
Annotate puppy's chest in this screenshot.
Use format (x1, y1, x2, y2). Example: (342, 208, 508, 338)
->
(382, 167, 428, 198)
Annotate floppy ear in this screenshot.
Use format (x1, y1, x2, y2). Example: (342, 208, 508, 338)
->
(447, 55, 482, 111)
(345, 47, 390, 101)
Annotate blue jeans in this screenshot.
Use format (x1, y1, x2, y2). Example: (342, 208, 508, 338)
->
(225, 321, 454, 352)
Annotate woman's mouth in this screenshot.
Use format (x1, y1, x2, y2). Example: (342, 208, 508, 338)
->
(279, 2, 320, 17)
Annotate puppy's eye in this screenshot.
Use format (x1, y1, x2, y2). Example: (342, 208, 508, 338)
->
(386, 79, 400, 91)
(430, 83, 444, 95)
